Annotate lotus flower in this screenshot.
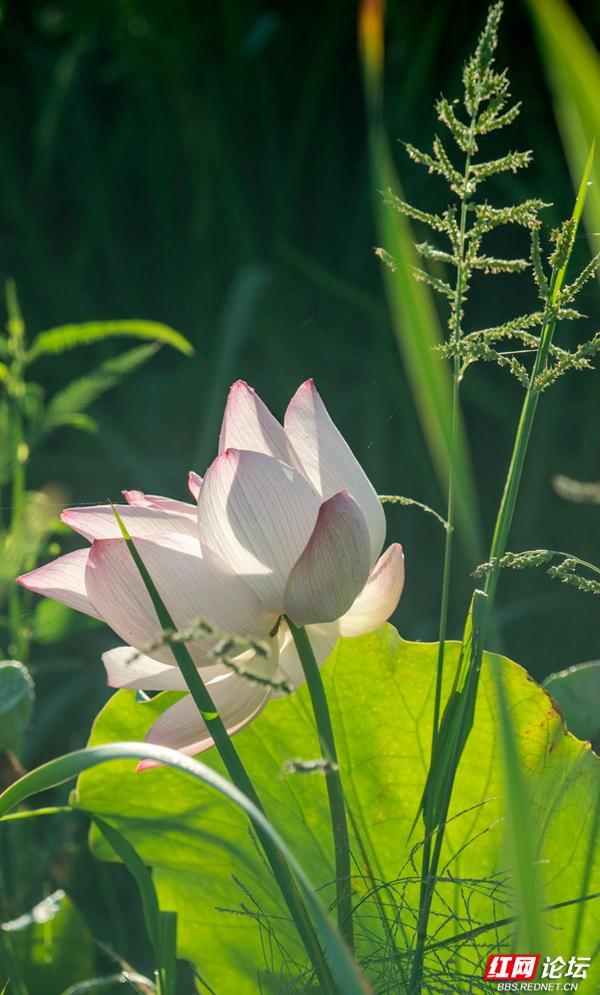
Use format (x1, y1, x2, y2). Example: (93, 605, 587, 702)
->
(19, 380, 404, 760)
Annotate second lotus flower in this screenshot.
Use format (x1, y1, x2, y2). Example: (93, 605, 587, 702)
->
(19, 380, 405, 760)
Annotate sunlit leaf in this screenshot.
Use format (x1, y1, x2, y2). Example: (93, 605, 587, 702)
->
(72, 627, 599, 992)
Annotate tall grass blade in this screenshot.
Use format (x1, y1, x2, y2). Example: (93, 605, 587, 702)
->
(528, 0, 600, 252)
(492, 666, 545, 953)
(359, 1, 481, 558)
(90, 817, 161, 954)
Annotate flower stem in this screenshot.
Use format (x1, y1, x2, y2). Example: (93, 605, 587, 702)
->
(286, 618, 354, 952)
(114, 515, 338, 994)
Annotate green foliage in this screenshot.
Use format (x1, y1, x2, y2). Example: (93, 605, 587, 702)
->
(0, 891, 94, 995)
(68, 628, 600, 992)
(0, 661, 34, 752)
(0, 286, 192, 662)
(1, 742, 368, 995)
(528, 0, 600, 255)
(362, 33, 481, 559)
(474, 548, 600, 596)
(30, 320, 193, 359)
(544, 662, 600, 747)
(92, 816, 177, 995)
(383, 2, 600, 397)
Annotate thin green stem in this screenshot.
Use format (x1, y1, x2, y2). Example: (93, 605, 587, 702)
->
(411, 110, 477, 995)
(113, 516, 337, 994)
(286, 617, 354, 952)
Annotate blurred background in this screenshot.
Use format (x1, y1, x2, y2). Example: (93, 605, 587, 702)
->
(0, 0, 599, 986)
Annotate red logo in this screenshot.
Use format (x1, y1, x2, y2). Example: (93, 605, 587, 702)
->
(484, 955, 540, 982)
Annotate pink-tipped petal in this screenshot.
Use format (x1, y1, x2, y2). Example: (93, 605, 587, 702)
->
(339, 543, 405, 636)
(85, 534, 276, 667)
(123, 491, 197, 519)
(188, 471, 203, 501)
(272, 620, 339, 697)
(139, 670, 270, 766)
(218, 380, 298, 465)
(62, 504, 198, 541)
(284, 380, 386, 563)
(18, 548, 101, 620)
(284, 491, 371, 625)
(198, 449, 321, 613)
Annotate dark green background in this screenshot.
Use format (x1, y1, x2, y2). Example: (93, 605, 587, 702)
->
(1, 0, 599, 985)
(0, 0, 598, 718)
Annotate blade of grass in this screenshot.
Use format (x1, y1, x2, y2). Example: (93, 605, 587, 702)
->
(90, 817, 161, 963)
(528, 0, 600, 255)
(491, 665, 544, 954)
(359, 0, 481, 560)
(0, 743, 371, 995)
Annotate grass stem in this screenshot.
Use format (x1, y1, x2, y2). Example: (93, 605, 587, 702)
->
(287, 617, 354, 951)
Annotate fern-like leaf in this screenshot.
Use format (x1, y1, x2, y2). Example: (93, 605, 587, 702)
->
(29, 320, 193, 359)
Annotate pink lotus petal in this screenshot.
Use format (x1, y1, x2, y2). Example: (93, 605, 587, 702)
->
(103, 647, 188, 690)
(188, 471, 203, 501)
(284, 380, 386, 563)
(198, 448, 321, 613)
(103, 646, 232, 690)
(138, 670, 270, 767)
(284, 491, 371, 625)
(339, 543, 405, 636)
(62, 504, 197, 541)
(85, 533, 276, 667)
(219, 380, 298, 465)
(18, 548, 101, 620)
(123, 491, 197, 518)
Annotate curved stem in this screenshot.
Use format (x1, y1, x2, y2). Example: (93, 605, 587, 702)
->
(286, 618, 354, 952)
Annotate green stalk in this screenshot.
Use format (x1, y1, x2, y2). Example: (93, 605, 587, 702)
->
(7, 393, 27, 659)
(413, 107, 478, 995)
(408, 145, 595, 995)
(113, 513, 338, 994)
(286, 618, 354, 950)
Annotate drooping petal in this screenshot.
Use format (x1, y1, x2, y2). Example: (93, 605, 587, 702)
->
(339, 543, 405, 636)
(218, 380, 297, 465)
(138, 670, 270, 767)
(62, 503, 198, 541)
(272, 619, 339, 697)
(85, 534, 276, 667)
(284, 491, 371, 625)
(188, 471, 203, 501)
(18, 548, 101, 620)
(103, 647, 188, 690)
(198, 448, 321, 613)
(123, 491, 197, 519)
(284, 380, 386, 563)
